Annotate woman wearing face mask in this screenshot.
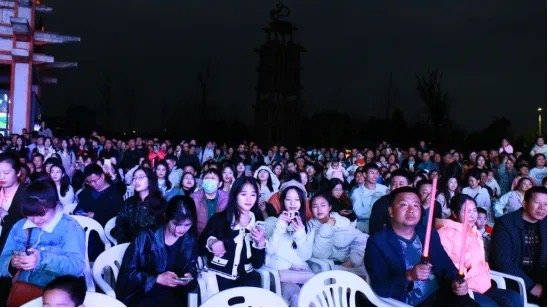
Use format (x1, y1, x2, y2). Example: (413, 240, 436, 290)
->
(191, 168, 228, 234)
(264, 184, 314, 306)
(435, 195, 523, 306)
(116, 195, 198, 306)
(111, 167, 166, 244)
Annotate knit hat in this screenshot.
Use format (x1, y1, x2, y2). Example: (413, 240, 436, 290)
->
(279, 179, 307, 196)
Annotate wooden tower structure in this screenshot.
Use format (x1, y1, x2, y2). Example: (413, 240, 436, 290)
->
(254, 1, 305, 146)
(0, 0, 79, 135)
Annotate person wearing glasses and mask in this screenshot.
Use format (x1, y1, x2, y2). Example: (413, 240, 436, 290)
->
(0, 180, 85, 306)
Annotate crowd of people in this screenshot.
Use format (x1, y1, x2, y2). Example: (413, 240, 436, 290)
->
(0, 128, 545, 307)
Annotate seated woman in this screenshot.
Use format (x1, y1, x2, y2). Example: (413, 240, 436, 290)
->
(436, 194, 523, 306)
(325, 178, 356, 221)
(111, 167, 166, 244)
(198, 176, 266, 292)
(49, 162, 75, 210)
(116, 195, 198, 307)
(307, 193, 368, 277)
(0, 180, 85, 306)
(264, 183, 314, 306)
(154, 160, 174, 199)
(493, 176, 533, 218)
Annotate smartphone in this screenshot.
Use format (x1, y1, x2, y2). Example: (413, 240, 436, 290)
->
(286, 211, 299, 220)
(104, 159, 112, 167)
(255, 221, 265, 231)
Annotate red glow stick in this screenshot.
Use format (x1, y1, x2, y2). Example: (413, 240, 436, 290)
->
(458, 203, 470, 276)
(421, 176, 438, 260)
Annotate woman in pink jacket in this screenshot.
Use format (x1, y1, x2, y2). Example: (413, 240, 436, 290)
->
(436, 194, 522, 306)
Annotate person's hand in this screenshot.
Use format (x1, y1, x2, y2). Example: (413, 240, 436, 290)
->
(10, 254, 22, 269)
(326, 217, 336, 226)
(251, 226, 266, 248)
(530, 283, 544, 298)
(407, 263, 432, 281)
(156, 271, 179, 287)
(290, 215, 305, 232)
(210, 240, 226, 257)
(175, 272, 193, 286)
(86, 212, 95, 218)
(279, 211, 293, 224)
(452, 279, 469, 296)
(18, 249, 40, 271)
(341, 260, 353, 268)
(339, 209, 353, 216)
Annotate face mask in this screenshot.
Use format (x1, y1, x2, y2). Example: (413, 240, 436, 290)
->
(202, 179, 219, 194)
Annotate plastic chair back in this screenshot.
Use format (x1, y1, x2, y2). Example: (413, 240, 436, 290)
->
(298, 270, 396, 307)
(200, 286, 287, 307)
(104, 216, 118, 245)
(92, 243, 130, 297)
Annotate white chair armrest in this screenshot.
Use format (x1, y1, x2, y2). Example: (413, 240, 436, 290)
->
(307, 257, 334, 272)
(258, 266, 282, 296)
(187, 292, 198, 307)
(379, 297, 412, 307)
(83, 266, 96, 293)
(256, 267, 271, 291)
(490, 270, 529, 305)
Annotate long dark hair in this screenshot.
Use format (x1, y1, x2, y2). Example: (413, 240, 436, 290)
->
(256, 168, 274, 193)
(132, 167, 162, 200)
(223, 176, 261, 229)
(50, 162, 71, 197)
(165, 195, 198, 237)
(448, 194, 476, 222)
(180, 172, 197, 196)
(279, 185, 308, 233)
(155, 160, 173, 191)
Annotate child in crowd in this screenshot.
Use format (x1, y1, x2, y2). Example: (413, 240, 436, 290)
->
(42, 275, 86, 307)
(475, 207, 492, 260)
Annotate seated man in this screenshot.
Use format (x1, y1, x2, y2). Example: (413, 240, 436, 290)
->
(364, 187, 478, 306)
(491, 186, 547, 306)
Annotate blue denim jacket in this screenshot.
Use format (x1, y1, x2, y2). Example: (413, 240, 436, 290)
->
(0, 210, 85, 287)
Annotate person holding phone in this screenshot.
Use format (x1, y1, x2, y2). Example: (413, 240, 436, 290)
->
(116, 195, 198, 307)
(263, 184, 314, 306)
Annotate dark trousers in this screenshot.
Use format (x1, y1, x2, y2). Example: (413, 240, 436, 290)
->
(419, 287, 479, 307)
(216, 271, 262, 291)
(473, 287, 523, 306)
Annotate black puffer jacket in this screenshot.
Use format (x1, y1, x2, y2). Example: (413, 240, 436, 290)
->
(116, 226, 198, 305)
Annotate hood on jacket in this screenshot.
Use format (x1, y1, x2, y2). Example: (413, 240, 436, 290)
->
(279, 179, 307, 196)
(254, 165, 280, 191)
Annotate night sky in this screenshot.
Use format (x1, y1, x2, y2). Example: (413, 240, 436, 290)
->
(42, 0, 546, 134)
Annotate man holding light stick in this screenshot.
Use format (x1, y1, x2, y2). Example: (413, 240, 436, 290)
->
(365, 185, 478, 306)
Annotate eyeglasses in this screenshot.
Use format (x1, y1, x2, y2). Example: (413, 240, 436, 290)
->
(132, 175, 147, 182)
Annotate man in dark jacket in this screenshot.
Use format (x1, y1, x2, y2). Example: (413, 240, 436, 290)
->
(365, 187, 477, 306)
(369, 169, 414, 235)
(490, 186, 547, 306)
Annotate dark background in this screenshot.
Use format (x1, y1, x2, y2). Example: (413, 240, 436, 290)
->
(40, 0, 546, 146)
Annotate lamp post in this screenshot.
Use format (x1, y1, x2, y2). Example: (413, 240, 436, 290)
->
(538, 107, 543, 137)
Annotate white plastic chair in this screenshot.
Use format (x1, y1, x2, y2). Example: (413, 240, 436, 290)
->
(197, 256, 273, 303)
(200, 286, 287, 307)
(71, 215, 112, 292)
(22, 291, 126, 307)
(92, 243, 129, 298)
(104, 216, 118, 245)
(123, 185, 134, 200)
(490, 270, 538, 307)
(298, 270, 409, 307)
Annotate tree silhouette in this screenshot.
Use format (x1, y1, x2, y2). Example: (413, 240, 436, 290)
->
(416, 68, 453, 145)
